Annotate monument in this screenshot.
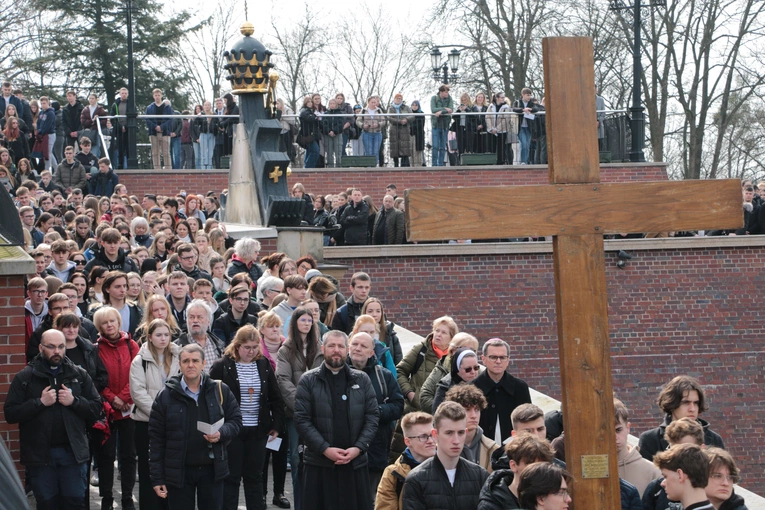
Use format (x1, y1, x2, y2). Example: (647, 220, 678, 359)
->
(406, 37, 742, 508)
(222, 21, 304, 228)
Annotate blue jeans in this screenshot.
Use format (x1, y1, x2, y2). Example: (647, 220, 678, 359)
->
(362, 132, 382, 165)
(432, 128, 447, 166)
(303, 140, 319, 168)
(519, 126, 531, 163)
(200, 133, 214, 169)
(287, 418, 303, 510)
(28, 446, 88, 508)
(171, 137, 181, 169)
(193, 141, 200, 169)
(342, 132, 350, 156)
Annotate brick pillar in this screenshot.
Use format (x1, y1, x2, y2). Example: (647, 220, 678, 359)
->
(0, 275, 30, 477)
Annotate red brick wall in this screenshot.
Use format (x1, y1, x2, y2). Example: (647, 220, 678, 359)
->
(326, 243, 765, 493)
(0, 275, 31, 477)
(117, 164, 668, 198)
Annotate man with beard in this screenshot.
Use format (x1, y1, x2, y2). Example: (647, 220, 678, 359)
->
(175, 299, 225, 373)
(4, 329, 102, 509)
(294, 330, 379, 510)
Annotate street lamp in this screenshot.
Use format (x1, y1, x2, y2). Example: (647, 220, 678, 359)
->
(610, 0, 665, 163)
(126, 0, 138, 168)
(430, 46, 461, 84)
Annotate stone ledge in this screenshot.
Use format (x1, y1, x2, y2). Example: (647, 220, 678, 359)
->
(325, 235, 765, 259)
(0, 246, 35, 275)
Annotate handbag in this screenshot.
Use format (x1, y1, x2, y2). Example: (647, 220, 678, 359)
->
(31, 134, 48, 159)
(296, 133, 315, 149)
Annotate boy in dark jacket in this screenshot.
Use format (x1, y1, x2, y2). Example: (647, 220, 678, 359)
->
(90, 158, 119, 198)
(340, 188, 370, 245)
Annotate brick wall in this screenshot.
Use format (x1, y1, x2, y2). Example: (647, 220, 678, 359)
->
(326, 242, 765, 494)
(117, 163, 668, 198)
(0, 275, 31, 477)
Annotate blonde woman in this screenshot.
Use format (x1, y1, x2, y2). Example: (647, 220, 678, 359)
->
(134, 294, 180, 344)
(357, 95, 387, 166)
(455, 92, 477, 155)
(129, 318, 180, 510)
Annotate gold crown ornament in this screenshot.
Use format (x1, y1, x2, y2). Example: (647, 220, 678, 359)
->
(223, 22, 275, 94)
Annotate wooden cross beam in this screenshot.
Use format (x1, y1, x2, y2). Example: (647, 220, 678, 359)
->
(405, 37, 742, 509)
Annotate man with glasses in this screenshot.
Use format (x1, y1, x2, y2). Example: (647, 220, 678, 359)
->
(473, 338, 532, 445)
(58, 282, 99, 342)
(25, 278, 49, 344)
(402, 401, 488, 510)
(5, 329, 102, 510)
(212, 284, 258, 345)
(347, 332, 404, 496)
(376, 412, 436, 510)
(175, 243, 213, 284)
(19, 205, 37, 232)
(258, 276, 284, 311)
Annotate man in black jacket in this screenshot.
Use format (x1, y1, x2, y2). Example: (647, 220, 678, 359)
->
(175, 243, 213, 284)
(340, 188, 370, 245)
(148, 343, 242, 510)
(638, 375, 724, 461)
(4, 329, 102, 509)
(62, 91, 84, 149)
(294, 330, 380, 510)
(331, 271, 371, 334)
(473, 338, 532, 444)
(83, 227, 139, 276)
(402, 401, 489, 510)
(347, 332, 404, 495)
(212, 284, 258, 345)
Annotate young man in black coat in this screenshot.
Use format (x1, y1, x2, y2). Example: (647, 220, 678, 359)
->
(638, 375, 724, 461)
(340, 188, 370, 246)
(148, 343, 242, 510)
(4, 329, 102, 509)
(402, 401, 489, 510)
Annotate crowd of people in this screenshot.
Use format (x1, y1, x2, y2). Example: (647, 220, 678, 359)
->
(1, 158, 750, 510)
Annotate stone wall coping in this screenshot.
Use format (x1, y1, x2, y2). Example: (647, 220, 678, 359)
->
(325, 235, 765, 259)
(0, 246, 35, 275)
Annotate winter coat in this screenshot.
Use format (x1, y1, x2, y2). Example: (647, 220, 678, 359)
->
(511, 97, 540, 132)
(373, 207, 405, 245)
(320, 108, 345, 136)
(388, 104, 414, 157)
(80, 104, 108, 130)
(340, 199, 370, 245)
(473, 370, 532, 444)
(402, 454, 489, 510)
(3, 356, 102, 466)
(26, 315, 93, 363)
(396, 333, 441, 414)
(430, 95, 454, 130)
(70, 334, 109, 393)
(638, 414, 724, 461)
(6, 133, 30, 163)
(329, 295, 366, 334)
(275, 336, 324, 418)
(37, 107, 56, 136)
(431, 348, 485, 413)
(129, 342, 181, 422)
(209, 355, 286, 438)
(212, 311, 258, 346)
(641, 477, 681, 510)
(350, 356, 404, 471)
(145, 101, 174, 136)
(477, 469, 520, 510)
(97, 332, 139, 419)
(357, 108, 387, 133)
(89, 302, 142, 338)
(376, 449, 422, 510)
(294, 362, 380, 469)
(148, 374, 242, 488)
(486, 103, 516, 136)
(312, 207, 330, 228)
(53, 159, 87, 191)
(90, 168, 120, 197)
(463, 427, 499, 473)
(226, 256, 264, 289)
(410, 107, 426, 151)
(719, 492, 748, 510)
(383, 322, 403, 365)
(418, 355, 448, 416)
(617, 445, 661, 497)
(299, 106, 320, 141)
(83, 244, 138, 276)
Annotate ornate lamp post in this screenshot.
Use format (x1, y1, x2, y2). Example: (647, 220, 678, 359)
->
(430, 47, 461, 84)
(609, 0, 666, 163)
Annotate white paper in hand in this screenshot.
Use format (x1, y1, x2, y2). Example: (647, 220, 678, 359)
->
(197, 417, 224, 435)
(266, 437, 283, 452)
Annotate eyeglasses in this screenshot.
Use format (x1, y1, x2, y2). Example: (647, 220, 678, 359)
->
(407, 434, 435, 443)
(41, 344, 65, 352)
(239, 345, 258, 352)
(486, 355, 509, 362)
(710, 473, 737, 483)
(30, 289, 47, 295)
(553, 489, 569, 498)
(461, 366, 479, 373)
(231, 297, 250, 303)
(179, 255, 195, 261)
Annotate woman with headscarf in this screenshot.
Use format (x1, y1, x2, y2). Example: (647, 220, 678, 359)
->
(431, 347, 483, 413)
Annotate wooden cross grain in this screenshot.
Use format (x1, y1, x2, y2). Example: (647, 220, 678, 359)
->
(405, 37, 742, 508)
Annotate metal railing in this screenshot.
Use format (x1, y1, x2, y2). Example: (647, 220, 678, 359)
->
(95, 110, 630, 169)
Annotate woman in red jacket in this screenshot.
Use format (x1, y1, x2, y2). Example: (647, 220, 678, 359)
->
(93, 306, 140, 510)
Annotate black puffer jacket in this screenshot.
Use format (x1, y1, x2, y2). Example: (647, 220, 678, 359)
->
(402, 454, 489, 510)
(339, 200, 370, 246)
(209, 355, 285, 437)
(294, 362, 379, 469)
(148, 374, 242, 488)
(638, 414, 724, 461)
(226, 257, 264, 287)
(212, 312, 258, 346)
(72, 335, 109, 393)
(83, 245, 139, 276)
(477, 469, 520, 510)
(4, 356, 102, 466)
(351, 356, 404, 471)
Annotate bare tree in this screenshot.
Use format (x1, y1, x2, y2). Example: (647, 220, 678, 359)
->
(0, 0, 35, 81)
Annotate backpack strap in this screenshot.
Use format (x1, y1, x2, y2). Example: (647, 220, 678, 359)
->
(392, 470, 407, 498)
(410, 343, 429, 378)
(374, 365, 388, 403)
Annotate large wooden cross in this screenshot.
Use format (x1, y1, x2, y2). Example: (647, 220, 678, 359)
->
(405, 37, 742, 508)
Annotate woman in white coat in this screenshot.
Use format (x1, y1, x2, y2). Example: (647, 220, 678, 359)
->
(130, 318, 180, 510)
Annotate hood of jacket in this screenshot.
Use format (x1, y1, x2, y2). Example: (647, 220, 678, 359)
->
(618, 443, 646, 467)
(25, 299, 48, 318)
(93, 243, 128, 267)
(47, 260, 76, 274)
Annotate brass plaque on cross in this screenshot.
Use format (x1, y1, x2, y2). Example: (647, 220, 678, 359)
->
(581, 454, 610, 478)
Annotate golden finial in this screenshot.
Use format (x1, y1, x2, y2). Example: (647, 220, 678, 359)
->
(240, 21, 254, 37)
